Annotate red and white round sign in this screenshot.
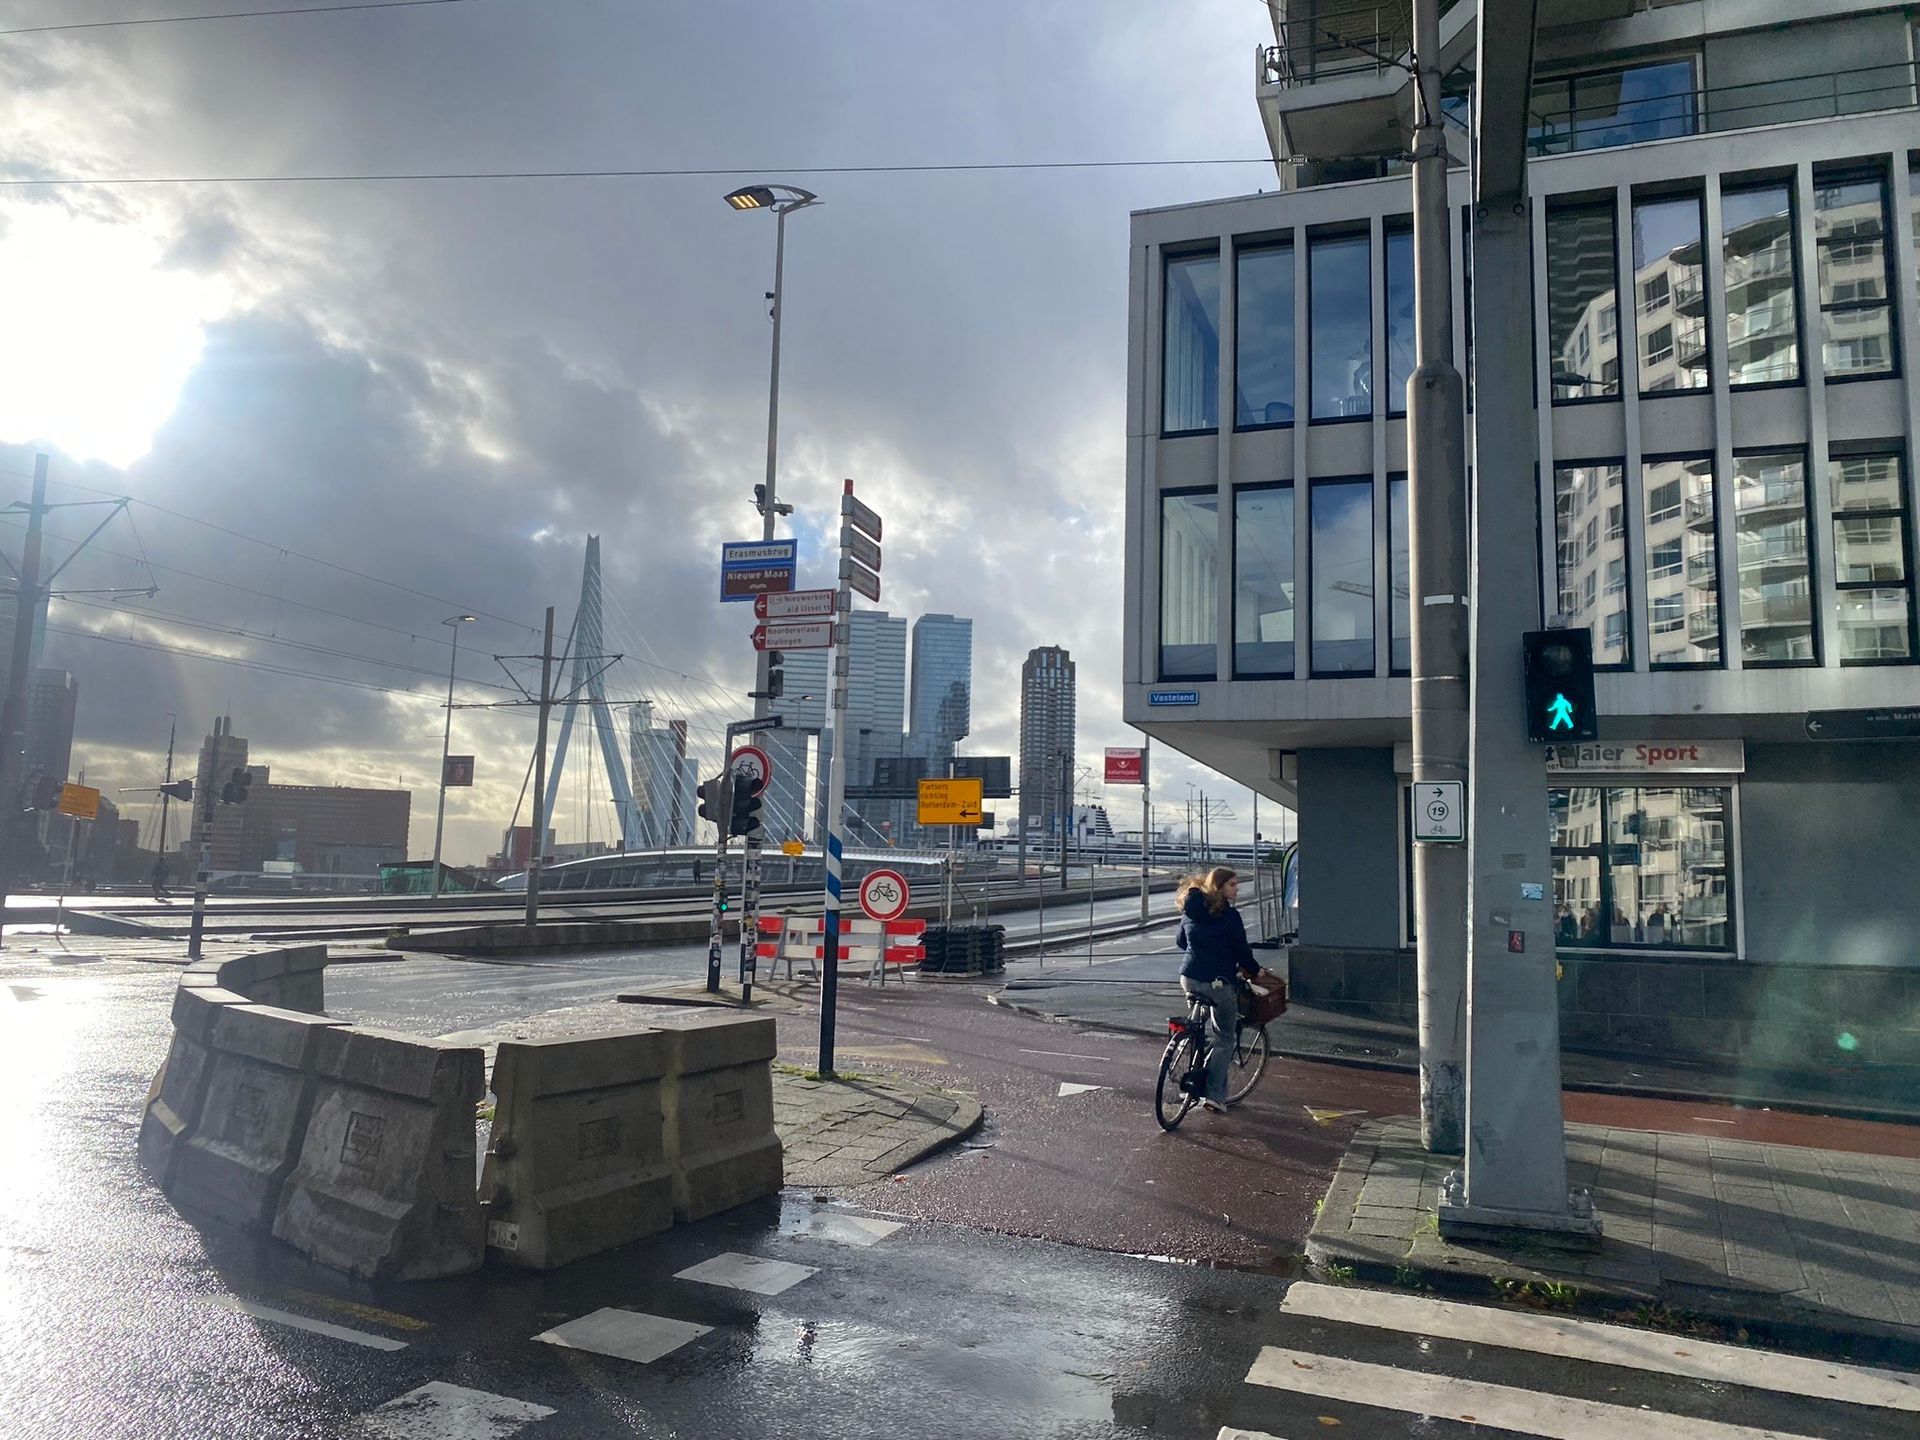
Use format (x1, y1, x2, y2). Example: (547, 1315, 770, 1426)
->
(729, 744, 773, 793)
(858, 868, 911, 922)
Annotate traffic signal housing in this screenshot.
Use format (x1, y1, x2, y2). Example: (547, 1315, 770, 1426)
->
(221, 766, 254, 805)
(24, 774, 59, 811)
(1523, 628, 1599, 742)
(730, 772, 765, 840)
(697, 773, 734, 841)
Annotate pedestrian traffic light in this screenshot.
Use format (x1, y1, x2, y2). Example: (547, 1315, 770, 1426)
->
(1522, 628, 1598, 742)
(221, 766, 254, 805)
(697, 773, 733, 841)
(730, 773, 764, 840)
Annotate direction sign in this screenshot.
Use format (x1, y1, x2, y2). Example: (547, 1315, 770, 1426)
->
(841, 557, 881, 603)
(858, 867, 910, 922)
(755, 588, 835, 620)
(843, 492, 882, 543)
(1805, 707, 1920, 741)
(917, 776, 985, 827)
(729, 744, 773, 794)
(781, 839, 805, 857)
(1411, 780, 1465, 844)
(840, 525, 882, 573)
(57, 783, 101, 821)
(1104, 747, 1144, 784)
(720, 540, 797, 603)
(752, 620, 835, 651)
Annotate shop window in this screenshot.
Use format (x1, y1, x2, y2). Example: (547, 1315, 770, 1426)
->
(1309, 478, 1373, 675)
(1548, 203, 1620, 400)
(1830, 449, 1916, 663)
(1554, 462, 1629, 664)
(1235, 243, 1294, 428)
(1731, 450, 1816, 666)
(1162, 251, 1220, 434)
(1643, 455, 1721, 666)
(1233, 484, 1294, 676)
(1551, 786, 1733, 951)
(1633, 192, 1707, 392)
(1309, 233, 1373, 420)
(1722, 184, 1799, 386)
(1813, 171, 1897, 381)
(1160, 489, 1218, 678)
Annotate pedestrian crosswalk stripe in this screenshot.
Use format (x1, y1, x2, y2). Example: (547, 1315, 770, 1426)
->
(533, 1307, 711, 1365)
(783, 1211, 903, 1247)
(1280, 1283, 1920, 1413)
(1247, 1345, 1826, 1440)
(1217, 1430, 1288, 1440)
(361, 1381, 555, 1438)
(676, 1252, 818, 1296)
(208, 1296, 408, 1351)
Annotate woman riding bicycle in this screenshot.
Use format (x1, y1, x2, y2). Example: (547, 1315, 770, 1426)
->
(1176, 867, 1284, 1114)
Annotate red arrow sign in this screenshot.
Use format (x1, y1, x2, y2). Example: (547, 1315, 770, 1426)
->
(751, 620, 835, 651)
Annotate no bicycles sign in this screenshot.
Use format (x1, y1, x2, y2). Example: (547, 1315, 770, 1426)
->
(858, 868, 910, 923)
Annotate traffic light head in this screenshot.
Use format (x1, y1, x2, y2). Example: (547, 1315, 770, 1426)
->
(25, 774, 59, 812)
(730, 771, 765, 839)
(1523, 628, 1599, 742)
(221, 765, 254, 805)
(765, 649, 784, 701)
(696, 773, 734, 840)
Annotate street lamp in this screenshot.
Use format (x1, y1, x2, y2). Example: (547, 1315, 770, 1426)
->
(429, 614, 476, 899)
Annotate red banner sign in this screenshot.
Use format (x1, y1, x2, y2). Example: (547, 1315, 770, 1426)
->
(1104, 747, 1144, 785)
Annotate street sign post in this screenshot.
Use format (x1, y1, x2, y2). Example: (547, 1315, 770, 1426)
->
(1411, 780, 1466, 844)
(1805, 707, 1920, 741)
(840, 525, 881, 573)
(751, 620, 835, 651)
(916, 776, 985, 827)
(858, 868, 910, 923)
(1104, 747, 1144, 784)
(844, 494, 882, 542)
(719, 540, 797, 602)
(754, 588, 835, 620)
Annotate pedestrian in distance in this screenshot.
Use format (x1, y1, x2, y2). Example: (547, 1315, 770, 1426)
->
(1175, 866, 1284, 1115)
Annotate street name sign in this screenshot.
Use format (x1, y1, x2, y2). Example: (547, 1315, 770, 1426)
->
(858, 868, 910, 922)
(840, 525, 882, 573)
(1805, 707, 1920, 741)
(843, 493, 882, 543)
(1411, 780, 1465, 843)
(916, 776, 985, 827)
(719, 540, 797, 602)
(840, 557, 881, 603)
(752, 620, 834, 651)
(1104, 747, 1144, 784)
(1148, 689, 1199, 706)
(755, 589, 834, 620)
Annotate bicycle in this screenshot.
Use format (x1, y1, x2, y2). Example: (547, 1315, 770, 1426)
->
(1154, 988, 1271, 1131)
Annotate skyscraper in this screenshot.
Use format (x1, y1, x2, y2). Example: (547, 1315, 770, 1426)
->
(1019, 646, 1075, 839)
(841, 611, 907, 841)
(26, 669, 77, 785)
(909, 614, 972, 750)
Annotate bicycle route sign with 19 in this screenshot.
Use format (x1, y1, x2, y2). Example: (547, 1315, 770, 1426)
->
(858, 868, 910, 922)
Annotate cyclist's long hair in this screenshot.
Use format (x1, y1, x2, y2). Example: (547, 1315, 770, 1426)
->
(1175, 866, 1238, 917)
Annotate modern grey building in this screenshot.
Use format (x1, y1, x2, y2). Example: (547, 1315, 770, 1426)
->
(26, 668, 76, 785)
(1019, 646, 1076, 839)
(842, 610, 909, 842)
(628, 702, 693, 847)
(1125, 2, 1920, 1067)
(910, 613, 973, 749)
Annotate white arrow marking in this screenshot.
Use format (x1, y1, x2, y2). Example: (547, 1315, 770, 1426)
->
(1057, 1082, 1106, 1098)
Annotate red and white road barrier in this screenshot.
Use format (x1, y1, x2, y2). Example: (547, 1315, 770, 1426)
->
(756, 913, 926, 982)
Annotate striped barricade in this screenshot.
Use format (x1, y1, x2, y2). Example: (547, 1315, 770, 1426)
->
(755, 913, 927, 984)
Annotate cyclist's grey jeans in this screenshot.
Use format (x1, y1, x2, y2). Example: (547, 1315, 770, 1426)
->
(1179, 976, 1237, 1103)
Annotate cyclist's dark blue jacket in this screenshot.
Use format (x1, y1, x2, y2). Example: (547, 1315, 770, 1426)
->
(1176, 888, 1259, 986)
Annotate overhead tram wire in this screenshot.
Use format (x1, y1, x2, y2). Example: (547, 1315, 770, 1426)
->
(0, 1, 485, 37)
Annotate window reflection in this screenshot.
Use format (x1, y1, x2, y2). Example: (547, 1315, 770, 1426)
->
(1388, 476, 1410, 673)
(1731, 452, 1815, 665)
(1552, 786, 1732, 951)
(1722, 185, 1799, 385)
(1234, 485, 1295, 675)
(1548, 204, 1620, 400)
(1385, 228, 1415, 415)
(1162, 252, 1220, 433)
(1310, 479, 1373, 674)
(1644, 455, 1721, 666)
(1814, 173, 1895, 380)
(1235, 244, 1295, 427)
(1160, 490, 1218, 678)
(1632, 194, 1707, 392)
(1530, 59, 1698, 156)
(1831, 451, 1915, 662)
(1554, 463, 1629, 665)
(1310, 234, 1372, 420)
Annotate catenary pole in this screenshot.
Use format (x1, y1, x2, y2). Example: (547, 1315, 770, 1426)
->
(525, 607, 555, 930)
(0, 455, 47, 951)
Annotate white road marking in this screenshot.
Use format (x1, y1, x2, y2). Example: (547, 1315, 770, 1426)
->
(361, 1381, 554, 1438)
(1057, 1082, 1107, 1097)
(1217, 1430, 1289, 1440)
(534, 1307, 711, 1365)
(676, 1252, 818, 1296)
(208, 1296, 408, 1351)
(1247, 1345, 1825, 1440)
(783, 1211, 904, 1248)
(1019, 1048, 1110, 1061)
(1281, 1283, 1920, 1413)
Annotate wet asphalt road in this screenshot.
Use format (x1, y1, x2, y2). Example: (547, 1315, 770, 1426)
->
(6, 943, 1918, 1438)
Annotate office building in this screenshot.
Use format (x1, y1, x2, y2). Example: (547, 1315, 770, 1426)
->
(630, 702, 695, 846)
(1124, 3, 1920, 1067)
(1020, 646, 1076, 839)
(26, 669, 76, 784)
(910, 614, 973, 749)
(842, 610, 908, 841)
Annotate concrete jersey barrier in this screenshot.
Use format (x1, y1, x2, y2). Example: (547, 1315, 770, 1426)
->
(137, 983, 253, 1189)
(651, 1010, 783, 1224)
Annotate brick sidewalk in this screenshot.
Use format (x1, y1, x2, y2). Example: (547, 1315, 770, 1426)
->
(776, 1069, 983, 1191)
(1309, 1117, 1920, 1356)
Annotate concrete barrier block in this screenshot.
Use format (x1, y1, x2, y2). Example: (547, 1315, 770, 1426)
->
(138, 985, 255, 1185)
(169, 1004, 345, 1230)
(649, 1009, 777, 1071)
(273, 1026, 485, 1281)
(669, 1059, 783, 1223)
(482, 1028, 676, 1271)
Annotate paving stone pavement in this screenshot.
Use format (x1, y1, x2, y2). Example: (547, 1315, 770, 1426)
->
(775, 1068, 984, 1191)
(1309, 1117, 1920, 1355)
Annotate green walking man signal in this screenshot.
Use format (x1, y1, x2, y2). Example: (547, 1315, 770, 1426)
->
(1522, 628, 1599, 743)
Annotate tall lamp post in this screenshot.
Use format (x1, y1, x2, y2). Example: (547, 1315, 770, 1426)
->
(429, 613, 476, 899)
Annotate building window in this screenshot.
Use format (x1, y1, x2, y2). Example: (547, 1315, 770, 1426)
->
(1162, 251, 1220, 434)
(1731, 451, 1816, 666)
(1831, 450, 1915, 663)
(1553, 463, 1629, 665)
(1309, 478, 1373, 675)
(1235, 243, 1295, 428)
(1529, 57, 1698, 156)
(1632, 192, 1708, 393)
(1643, 455, 1720, 666)
(1159, 489, 1218, 678)
(1309, 232, 1372, 421)
(1813, 171, 1897, 381)
(1552, 786, 1732, 952)
(1547, 203, 1620, 401)
(1388, 475, 1409, 673)
(1233, 484, 1294, 677)
(1722, 183, 1799, 386)
(1385, 226, 1415, 416)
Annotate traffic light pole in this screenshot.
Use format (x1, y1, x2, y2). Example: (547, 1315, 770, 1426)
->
(705, 797, 730, 994)
(0, 455, 47, 953)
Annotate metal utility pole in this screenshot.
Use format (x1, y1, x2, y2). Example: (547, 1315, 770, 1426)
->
(157, 716, 176, 867)
(942, 758, 956, 924)
(1057, 749, 1070, 892)
(430, 614, 476, 899)
(1408, 0, 1472, 1157)
(186, 751, 216, 961)
(525, 607, 555, 930)
(1139, 739, 1151, 923)
(0, 455, 47, 949)
(816, 480, 870, 1078)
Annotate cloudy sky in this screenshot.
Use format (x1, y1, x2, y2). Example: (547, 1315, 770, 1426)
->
(0, 0, 1282, 865)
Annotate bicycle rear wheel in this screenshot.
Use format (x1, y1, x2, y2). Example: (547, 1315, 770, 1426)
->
(1154, 1036, 1198, 1131)
(1224, 1021, 1270, 1104)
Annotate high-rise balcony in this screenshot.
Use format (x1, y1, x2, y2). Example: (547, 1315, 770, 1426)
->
(1738, 592, 1813, 631)
(1686, 605, 1721, 644)
(1684, 493, 1717, 530)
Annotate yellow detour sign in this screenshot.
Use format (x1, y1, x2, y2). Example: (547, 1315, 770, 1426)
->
(781, 840, 805, 857)
(917, 776, 985, 827)
(57, 783, 101, 820)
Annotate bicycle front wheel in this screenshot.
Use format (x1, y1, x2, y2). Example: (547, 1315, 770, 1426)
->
(1154, 1037, 1198, 1131)
(1224, 1021, 1270, 1104)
